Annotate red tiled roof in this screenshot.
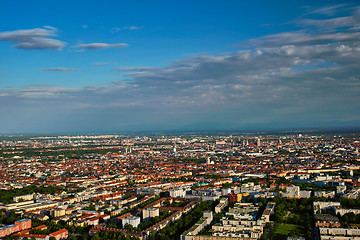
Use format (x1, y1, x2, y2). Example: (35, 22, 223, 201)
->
(49, 228, 68, 236)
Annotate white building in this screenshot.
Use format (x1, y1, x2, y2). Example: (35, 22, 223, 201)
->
(122, 215, 140, 229)
(169, 189, 185, 198)
(313, 202, 341, 214)
(284, 186, 300, 198)
(13, 194, 34, 202)
(142, 208, 159, 221)
(215, 198, 228, 213)
(336, 185, 346, 195)
(299, 190, 311, 198)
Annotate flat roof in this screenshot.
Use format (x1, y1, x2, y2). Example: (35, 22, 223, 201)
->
(15, 219, 31, 223)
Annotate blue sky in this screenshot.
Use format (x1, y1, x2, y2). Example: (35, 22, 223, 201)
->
(0, 0, 359, 133)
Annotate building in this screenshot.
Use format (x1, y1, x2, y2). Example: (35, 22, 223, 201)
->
(221, 188, 231, 196)
(142, 208, 159, 221)
(122, 215, 141, 229)
(228, 193, 242, 203)
(319, 227, 360, 239)
(287, 237, 305, 240)
(313, 202, 341, 214)
(228, 193, 237, 203)
(15, 228, 68, 240)
(48, 228, 69, 240)
(99, 214, 110, 222)
(336, 185, 346, 195)
(185, 189, 221, 201)
(0, 219, 31, 238)
(299, 190, 311, 198)
(87, 217, 100, 226)
(0, 224, 19, 238)
(315, 214, 341, 228)
(215, 198, 228, 213)
(50, 208, 66, 218)
(170, 189, 186, 198)
(284, 186, 300, 198)
(257, 138, 261, 147)
(181, 211, 213, 239)
(15, 219, 32, 231)
(13, 194, 34, 202)
(203, 202, 275, 240)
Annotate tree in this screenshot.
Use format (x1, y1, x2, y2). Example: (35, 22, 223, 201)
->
(91, 233, 101, 240)
(86, 203, 96, 211)
(148, 232, 156, 240)
(124, 223, 134, 231)
(222, 182, 231, 188)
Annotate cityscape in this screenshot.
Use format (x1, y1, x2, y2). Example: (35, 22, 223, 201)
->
(0, 132, 359, 240)
(1, 0, 360, 240)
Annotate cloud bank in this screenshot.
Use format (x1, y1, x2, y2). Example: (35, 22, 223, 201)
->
(0, 26, 65, 50)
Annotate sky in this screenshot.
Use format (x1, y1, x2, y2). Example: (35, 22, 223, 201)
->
(0, 0, 360, 133)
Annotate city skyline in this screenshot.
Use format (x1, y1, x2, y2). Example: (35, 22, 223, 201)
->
(1, 0, 360, 133)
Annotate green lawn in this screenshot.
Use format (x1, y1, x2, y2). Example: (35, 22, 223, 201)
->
(271, 223, 306, 240)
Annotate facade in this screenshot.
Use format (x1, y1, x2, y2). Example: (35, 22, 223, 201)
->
(313, 202, 341, 214)
(228, 193, 242, 203)
(142, 208, 159, 221)
(0, 219, 31, 238)
(215, 198, 228, 214)
(87, 217, 100, 226)
(222, 188, 231, 196)
(170, 189, 186, 198)
(15, 219, 32, 231)
(13, 194, 35, 202)
(335, 208, 360, 216)
(319, 227, 360, 239)
(185, 189, 221, 201)
(122, 215, 141, 228)
(315, 214, 341, 228)
(299, 190, 311, 198)
(1, 200, 58, 212)
(50, 208, 66, 218)
(228, 194, 238, 203)
(284, 186, 300, 198)
(336, 186, 346, 195)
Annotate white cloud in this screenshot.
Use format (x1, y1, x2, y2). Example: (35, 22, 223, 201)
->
(0, 27, 65, 50)
(111, 26, 140, 33)
(123, 26, 140, 30)
(75, 42, 128, 50)
(306, 4, 349, 16)
(111, 27, 121, 33)
(0, 85, 77, 99)
(296, 16, 359, 29)
(42, 68, 79, 72)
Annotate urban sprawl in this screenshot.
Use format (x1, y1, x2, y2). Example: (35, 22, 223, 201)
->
(0, 133, 359, 240)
